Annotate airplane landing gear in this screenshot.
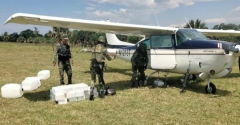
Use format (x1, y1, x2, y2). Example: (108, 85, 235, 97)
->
(146, 70, 168, 87)
(146, 70, 158, 81)
(205, 78, 216, 94)
(163, 72, 169, 87)
(205, 82, 216, 94)
(137, 70, 147, 87)
(181, 73, 189, 93)
(204, 70, 216, 94)
(181, 62, 191, 93)
(188, 74, 196, 80)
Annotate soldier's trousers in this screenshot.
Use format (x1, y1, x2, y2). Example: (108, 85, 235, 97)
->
(58, 60, 72, 85)
(90, 62, 105, 87)
(131, 66, 146, 83)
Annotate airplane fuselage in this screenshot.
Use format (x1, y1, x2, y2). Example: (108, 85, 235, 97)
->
(107, 29, 239, 79)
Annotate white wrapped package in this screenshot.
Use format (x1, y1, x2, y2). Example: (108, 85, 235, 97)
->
(75, 90, 84, 97)
(77, 96, 85, 101)
(58, 98, 68, 104)
(25, 77, 41, 85)
(66, 91, 76, 98)
(50, 83, 96, 103)
(1, 83, 24, 98)
(71, 83, 89, 91)
(54, 92, 65, 101)
(37, 70, 50, 80)
(50, 94, 55, 100)
(154, 80, 164, 87)
(68, 97, 78, 102)
(22, 77, 41, 91)
(51, 86, 65, 94)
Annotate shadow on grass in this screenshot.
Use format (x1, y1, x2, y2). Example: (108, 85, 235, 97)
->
(152, 76, 231, 96)
(102, 75, 231, 97)
(23, 90, 50, 101)
(22, 75, 231, 102)
(220, 72, 240, 78)
(83, 67, 132, 76)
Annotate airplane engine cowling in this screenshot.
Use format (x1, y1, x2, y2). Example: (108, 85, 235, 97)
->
(199, 72, 208, 80)
(199, 69, 231, 80)
(234, 45, 240, 56)
(211, 69, 232, 78)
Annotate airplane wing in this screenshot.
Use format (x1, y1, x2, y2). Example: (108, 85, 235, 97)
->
(4, 13, 177, 36)
(196, 29, 240, 37)
(4, 13, 240, 37)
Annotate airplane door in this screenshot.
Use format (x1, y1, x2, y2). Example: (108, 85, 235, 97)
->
(150, 35, 176, 69)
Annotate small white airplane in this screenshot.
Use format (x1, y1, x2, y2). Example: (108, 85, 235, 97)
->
(5, 13, 240, 94)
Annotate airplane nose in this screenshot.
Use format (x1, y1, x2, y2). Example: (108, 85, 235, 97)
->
(234, 45, 240, 53)
(233, 44, 240, 57)
(233, 45, 240, 72)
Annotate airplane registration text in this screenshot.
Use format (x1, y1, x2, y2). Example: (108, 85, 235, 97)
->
(117, 49, 131, 56)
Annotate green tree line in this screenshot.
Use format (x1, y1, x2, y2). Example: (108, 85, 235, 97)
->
(0, 26, 142, 47)
(1, 20, 240, 45)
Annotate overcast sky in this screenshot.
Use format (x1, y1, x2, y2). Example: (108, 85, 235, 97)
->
(1, 0, 240, 35)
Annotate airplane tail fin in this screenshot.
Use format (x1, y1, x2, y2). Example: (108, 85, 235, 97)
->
(105, 33, 135, 47)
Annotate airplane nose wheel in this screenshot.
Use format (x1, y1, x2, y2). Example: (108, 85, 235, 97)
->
(205, 82, 216, 94)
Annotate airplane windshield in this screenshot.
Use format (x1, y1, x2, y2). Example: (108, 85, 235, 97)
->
(176, 29, 208, 46)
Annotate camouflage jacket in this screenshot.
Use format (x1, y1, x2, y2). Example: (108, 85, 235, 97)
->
(53, 42, 72, 63)
(91, 43, 107, 62)
(131, 48, 148, 67)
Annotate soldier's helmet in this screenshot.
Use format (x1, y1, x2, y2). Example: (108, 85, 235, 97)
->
(61, 34, 68, 40)
(98, 36, 106, 43)
(139, 43, 147, 50)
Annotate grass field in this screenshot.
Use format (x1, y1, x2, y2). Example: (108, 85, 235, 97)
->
(0, 42, 240, 125)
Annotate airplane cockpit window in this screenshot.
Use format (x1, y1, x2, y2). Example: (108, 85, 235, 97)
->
(176, 29, 208, 46)
(138, 39, 150, 49)
(150, 35, 173, 49)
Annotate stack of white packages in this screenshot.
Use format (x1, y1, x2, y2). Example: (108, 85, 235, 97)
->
(22, 77, 41, 91)
(50, 83, 98, 104)
(37, 70, 50, 80)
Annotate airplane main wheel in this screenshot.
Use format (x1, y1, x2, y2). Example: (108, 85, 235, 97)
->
(205, 82, 216, 94)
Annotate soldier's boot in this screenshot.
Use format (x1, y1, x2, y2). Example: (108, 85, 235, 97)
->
(137, 80, 141, 87)
(68, 76, 72, 85)
(131, 80, 138, 88)
(89, 86, 95, 101)
(131, 78, 139, 88)
(99, 89, 105, 98)
(60, 81, 65, 85)
(99, 82, 105, 98)
(68, 80, 72, 85)
(89, 80, 95, 100)
(143, 80, 147, 87)
(131, 82, 135, 88)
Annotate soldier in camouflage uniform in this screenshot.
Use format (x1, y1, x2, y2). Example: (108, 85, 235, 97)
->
(53, 34, 73, 85)
(131, 43, 148, 88)
(90, 36, 108, 87)
(90, 36, 115, 99)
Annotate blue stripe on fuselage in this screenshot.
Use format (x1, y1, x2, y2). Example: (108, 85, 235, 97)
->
(107, 45, 136, 49)
(176, 39, 237, 50)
